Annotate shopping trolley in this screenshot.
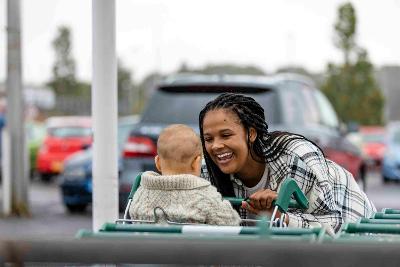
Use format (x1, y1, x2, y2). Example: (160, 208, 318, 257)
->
(77, 173, 326, 242)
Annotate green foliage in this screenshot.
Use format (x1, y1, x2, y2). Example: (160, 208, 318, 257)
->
(334, 3, 356, 64)
(48, 26, 80, 96)
(322, 3, 384, 125)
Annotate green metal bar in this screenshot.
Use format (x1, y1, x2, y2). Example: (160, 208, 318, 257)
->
(274, 178, 309, 213)
(224, 197, 303, 209)
(101, 222, 323, 237)
(373, 212, 400, 220)
(77, 229, 318, 242)
(382, 208, 400, 214)
(102, 223, 183, 233)
(128, 173, 142, 200)
(224, 177, 309, 212)
(343, 223, 400, 234)
(224, 197, 246, 206)
(332, 234, 400, 243)
(359, 218, 400, 224)
(226, 179, 309, 212)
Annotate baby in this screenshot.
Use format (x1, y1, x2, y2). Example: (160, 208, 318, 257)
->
(129, 124, 240, 226)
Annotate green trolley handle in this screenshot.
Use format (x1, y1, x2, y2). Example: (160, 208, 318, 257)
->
(123, 173, 143, 221)
(224, 178, 309, 213)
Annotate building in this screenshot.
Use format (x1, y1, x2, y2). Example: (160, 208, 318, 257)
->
(376, 66, 400, 123)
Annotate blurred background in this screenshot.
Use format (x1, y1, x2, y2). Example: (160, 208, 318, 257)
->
(0, 0, 399, 238)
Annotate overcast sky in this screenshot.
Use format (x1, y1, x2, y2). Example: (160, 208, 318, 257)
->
(1, 0, 400, 84)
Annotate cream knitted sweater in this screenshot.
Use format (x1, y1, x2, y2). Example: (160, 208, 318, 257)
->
(129, 171, 241, 226)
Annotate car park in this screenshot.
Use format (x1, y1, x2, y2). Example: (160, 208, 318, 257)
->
(359, 126, 386, 167)
(36, 116, 92, 181)
(59, 115, 139, 212)
(120, 73, 366, 192)
(381, 121, 400, 183)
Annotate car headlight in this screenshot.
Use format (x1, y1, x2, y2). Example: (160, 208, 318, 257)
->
(63, 167, 87, 181)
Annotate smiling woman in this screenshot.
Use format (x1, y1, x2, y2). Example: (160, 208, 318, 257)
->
(199, 93, 376, 233)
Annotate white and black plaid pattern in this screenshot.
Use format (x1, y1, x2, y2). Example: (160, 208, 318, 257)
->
(201, 137, 376, 233)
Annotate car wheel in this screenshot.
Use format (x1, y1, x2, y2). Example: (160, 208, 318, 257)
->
(383, 176, 391, 183)
(66, 204, 87, 213)
(40, 173, 54, 182)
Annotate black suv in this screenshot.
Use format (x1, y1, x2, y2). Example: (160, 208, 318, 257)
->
(119, 73, 364, 205)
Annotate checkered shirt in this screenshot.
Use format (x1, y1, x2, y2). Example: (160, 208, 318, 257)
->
(201, 138, 376, 233)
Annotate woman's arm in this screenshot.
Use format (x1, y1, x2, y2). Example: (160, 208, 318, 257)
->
(280, 142, 343, 233)
(245, 141, 345, 233)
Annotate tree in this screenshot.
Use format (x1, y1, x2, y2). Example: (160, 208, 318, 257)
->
(48, 26, 79, 96)
(334, 3, 356, 65)
(118, 60, 136, 115)
(322, 2, 384, 125)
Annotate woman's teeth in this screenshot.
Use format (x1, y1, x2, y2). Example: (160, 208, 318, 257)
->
(217, 152, 233, 161)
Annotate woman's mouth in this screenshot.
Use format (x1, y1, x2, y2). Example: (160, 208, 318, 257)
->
(216, 152, 233, 165)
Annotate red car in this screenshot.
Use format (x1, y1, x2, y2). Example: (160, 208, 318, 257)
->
(360, 126, 386, 167)
(36, 116, 92, 181)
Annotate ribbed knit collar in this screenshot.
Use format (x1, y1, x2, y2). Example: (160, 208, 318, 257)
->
(140, 171, 211, 190)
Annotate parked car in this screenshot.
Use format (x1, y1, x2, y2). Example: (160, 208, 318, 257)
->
(36, 116, 92, 181)
(26, 121, 46, 178)
(381, 121, 400, 183)
(59, 115, 139, 212)
(120, 73, 366, 194)
(359, 126, 386, 167)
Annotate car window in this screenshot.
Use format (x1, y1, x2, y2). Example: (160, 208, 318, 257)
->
(313, 89, 339, 129)
(141, 90, 278, 125)
(281, 82, 321, 125)
(49, 127, 92, 138)
(390, 128, 400, 144)
(300, 86, 320, 124)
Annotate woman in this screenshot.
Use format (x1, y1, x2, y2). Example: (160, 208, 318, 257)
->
(199, 93, 375, 233)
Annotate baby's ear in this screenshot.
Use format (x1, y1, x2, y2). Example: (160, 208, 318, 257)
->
(192, 155, 202, 174)
(155, 155, 162, 173)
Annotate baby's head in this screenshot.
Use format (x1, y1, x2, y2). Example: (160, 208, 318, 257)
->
(155, 124, 202, 176)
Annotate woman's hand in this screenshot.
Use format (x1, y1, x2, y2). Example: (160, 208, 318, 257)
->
(241, 189, 289, 224)
(241, 189, 278, 214)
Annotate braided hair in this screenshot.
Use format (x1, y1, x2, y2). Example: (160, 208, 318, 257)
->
(199, 92, 310, 197)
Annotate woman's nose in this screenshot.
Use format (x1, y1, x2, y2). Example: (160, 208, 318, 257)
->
(212, 139, 224, 150)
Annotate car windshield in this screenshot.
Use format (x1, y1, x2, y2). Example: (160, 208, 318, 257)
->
(49, 127, 92, 138)
(140, 89, 278, 125)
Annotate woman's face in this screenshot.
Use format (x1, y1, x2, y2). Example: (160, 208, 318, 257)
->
(202, 108, 255, 175)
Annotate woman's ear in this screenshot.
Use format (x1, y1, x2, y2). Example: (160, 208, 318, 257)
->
(155, 155, 162, 173)
(249, 127, 257, 142)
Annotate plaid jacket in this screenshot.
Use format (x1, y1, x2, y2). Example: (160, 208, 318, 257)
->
(201, 137, 376, 233)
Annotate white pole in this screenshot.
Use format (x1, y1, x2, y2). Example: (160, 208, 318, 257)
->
(6, 0, 29, 216)
(2, 128, 11, 215)
(92, 0, 118, 231)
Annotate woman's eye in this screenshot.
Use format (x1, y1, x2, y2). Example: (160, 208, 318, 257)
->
(204, 138, 212, 143)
